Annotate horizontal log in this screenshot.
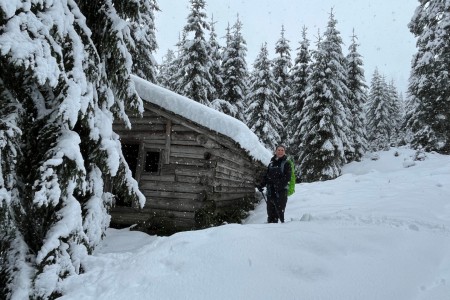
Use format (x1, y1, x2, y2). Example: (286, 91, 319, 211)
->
(171, 124, 195, 132)
(143, 198, 205, 212)
(213, 185, 254, 193)
(142, 109, 162, 118)
(140, 174, 175, 182)
(139, 181, 212, 193)
(170, 151, 205, 160)
(109, 207, 151, 224)
(115, 133, 166, 143)
(142, 189, 207, 201)
(207, 192, 255, 202)
(210, 177, 254, 188)
(209, 149, 254, 167)
(144, 103, 240, 152)
(109, 207, 197, 231)
(174, 167, 214, 177)
(169, 156, 206, 167)
(129, 116, 166, 125)
(127, 124, 166, 132)
(196, 134, 222, 149)
(171, 131, 198, 141)
(215, 165, 255, 182)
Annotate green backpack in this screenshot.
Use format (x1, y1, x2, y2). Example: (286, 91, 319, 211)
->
(281, 159, 296, 196)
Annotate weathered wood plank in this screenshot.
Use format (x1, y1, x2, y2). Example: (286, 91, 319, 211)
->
(142, 190, 206, 201)
(215, 164, 255, 182)
(144, 103, 241, 152)
(213, 185, 254, 193)
(143, 139, 166, 146)
(171, 144, 206, 154)
(143, 198, 204, 212)
(169, 157, 205, 167)
(207, 192, 255, 202)
(209, 149, 254, 167)
(110, 207, 196, 226)
(116, 132, 166, 142)
(174, 167, 214, 177)
(211, 177, 254, 188)
(140, 181, 212, 193)
(127, 124, 166, 132)
(139, 174, 175, 182)
(127, 117, 166, 125)
(176, 174, 213, 185)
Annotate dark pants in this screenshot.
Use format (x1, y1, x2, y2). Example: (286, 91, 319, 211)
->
(266, 189, 288, 223)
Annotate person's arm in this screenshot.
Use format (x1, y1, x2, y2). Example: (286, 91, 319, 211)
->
(281, 160, 291, 188)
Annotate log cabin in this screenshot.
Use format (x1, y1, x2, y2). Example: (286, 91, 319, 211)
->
(110, 76, 272, 235)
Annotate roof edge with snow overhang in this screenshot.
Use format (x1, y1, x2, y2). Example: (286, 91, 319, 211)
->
(131, 75, 272, 165)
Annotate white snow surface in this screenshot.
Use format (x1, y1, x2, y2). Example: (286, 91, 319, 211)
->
(131, 75, 272, 165)
(58, 148, 450, 300)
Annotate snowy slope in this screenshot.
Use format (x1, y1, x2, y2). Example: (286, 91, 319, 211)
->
(59, 147, 450, 300)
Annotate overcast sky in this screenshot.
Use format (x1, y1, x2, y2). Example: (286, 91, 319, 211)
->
(154, 0, 418, 94)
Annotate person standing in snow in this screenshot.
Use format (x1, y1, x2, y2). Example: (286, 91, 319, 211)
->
(257, 145, 292, 223)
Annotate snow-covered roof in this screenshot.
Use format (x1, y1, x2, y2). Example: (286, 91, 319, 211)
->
(131, 75, 272, 165)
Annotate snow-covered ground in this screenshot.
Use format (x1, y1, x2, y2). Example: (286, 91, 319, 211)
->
(59, 148, 450, 300)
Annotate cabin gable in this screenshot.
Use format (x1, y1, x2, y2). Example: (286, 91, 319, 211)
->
(111, 102, 266, 235)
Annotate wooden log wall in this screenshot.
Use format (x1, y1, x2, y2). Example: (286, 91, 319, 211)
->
(111, 105, 266, 234)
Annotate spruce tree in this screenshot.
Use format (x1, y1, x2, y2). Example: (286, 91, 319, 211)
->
(175, 0, 215, 105)
(169, 31, 188, 94)
(0, 1, 145, 298)
(321, 11, 353, 163)
(273, 25, 292, 141)
(157, 49, 177, 90)
(221, 16, 249, 122)
(128, 0, 160, 83)
(289, 26, 311, 170)
(387, 80, 402, 145)
(208, 15, 224, 100)
(246, 43, 283, 150)
(407, 0, 450, 154)
(297, 14, 350, 183)
(0, 79, 28, 299)
(366, 69, 392, 150)
(346, 31, 368, 161)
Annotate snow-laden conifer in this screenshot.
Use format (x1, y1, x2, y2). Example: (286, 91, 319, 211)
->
(128, 0, 160, 83)
(221, 17, 249, 122)
(273, 25, 292, 141)
(168, 31, 188, 94)
(366, 69, 392, 150)
(346, 31, 368, 161)
(246, 43, 283, 150)
(289, 26, 312, 170)
(157, 49, 177, 90)
(387, 80, 402, 145)
(297, 13, 351, 182)
(0, 0, 145, 297)
(208, 15, 224, 100)
(407, 0, 450, 154)
(175, 0, 215, 105)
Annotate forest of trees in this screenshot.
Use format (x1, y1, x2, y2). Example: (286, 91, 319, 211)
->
(156, 1, 408, 181)
(1, 0, 449, 298)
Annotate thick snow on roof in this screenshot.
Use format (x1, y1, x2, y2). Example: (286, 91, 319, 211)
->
(131, 75, 272, 165)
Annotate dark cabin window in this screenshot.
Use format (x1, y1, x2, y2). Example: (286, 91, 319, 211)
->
(144, 151, 160, 173)
(122, 143, 140, 178)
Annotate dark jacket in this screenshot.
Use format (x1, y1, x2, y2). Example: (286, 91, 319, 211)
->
(260, 155, 291, 193)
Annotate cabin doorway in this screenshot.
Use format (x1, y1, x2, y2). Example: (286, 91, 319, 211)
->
(122, 143, 140, 178)
(115, 142, 140, 207)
